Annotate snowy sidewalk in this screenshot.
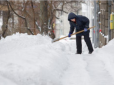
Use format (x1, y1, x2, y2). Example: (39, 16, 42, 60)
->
(59, 38, 114, 85)
(0, 33, 114, 85)
(61, 54, 92, 85)
(61, 53, 114, 85)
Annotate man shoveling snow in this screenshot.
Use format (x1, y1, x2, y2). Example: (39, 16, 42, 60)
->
(68, 12, 94, 54)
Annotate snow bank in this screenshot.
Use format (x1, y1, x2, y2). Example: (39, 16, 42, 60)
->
(1, 33, 114, 85)
(0, 33, 69, 85)
(94, 39, 114, 81)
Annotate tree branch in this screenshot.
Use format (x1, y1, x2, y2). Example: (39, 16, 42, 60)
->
(7, 0, 34, 35)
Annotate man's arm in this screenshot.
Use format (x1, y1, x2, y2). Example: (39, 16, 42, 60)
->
(69, 22, 74, 34)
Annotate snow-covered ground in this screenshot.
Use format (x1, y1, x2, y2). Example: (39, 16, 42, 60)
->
(0, 33, 114, 85)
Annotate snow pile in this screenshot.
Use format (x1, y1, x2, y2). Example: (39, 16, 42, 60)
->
(0, 33, 114, 85)
(0, 33, 69, 85)
(94, 39, 114, 81)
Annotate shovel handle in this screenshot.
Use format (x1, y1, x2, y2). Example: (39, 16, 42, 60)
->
(53, 26, 95, 42)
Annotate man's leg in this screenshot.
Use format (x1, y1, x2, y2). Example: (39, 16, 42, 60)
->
(76, 36, 82, 54)
(84, 34, 94, 53)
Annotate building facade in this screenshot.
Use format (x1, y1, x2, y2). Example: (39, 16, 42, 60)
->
(93, 0, 114, 48)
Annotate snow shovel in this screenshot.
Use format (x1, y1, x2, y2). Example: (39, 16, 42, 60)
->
(52, 26, 95, 43)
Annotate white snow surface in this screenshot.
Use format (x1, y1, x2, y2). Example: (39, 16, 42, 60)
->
(0, 33, 114, 85)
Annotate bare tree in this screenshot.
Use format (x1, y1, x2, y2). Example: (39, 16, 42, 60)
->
(40, 0, 48, 35)
(0, 0, 84, 39)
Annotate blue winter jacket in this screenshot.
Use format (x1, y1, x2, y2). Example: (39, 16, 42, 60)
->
(68, 12, 90, 36)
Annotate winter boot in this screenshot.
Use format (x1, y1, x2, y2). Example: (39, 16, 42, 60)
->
(89, 50, 93, 54)
(76, 52, 81, 54)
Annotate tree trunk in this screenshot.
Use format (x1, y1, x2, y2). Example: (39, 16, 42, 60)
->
(2, 11, 10, 38)
(40, 1, 48, 35)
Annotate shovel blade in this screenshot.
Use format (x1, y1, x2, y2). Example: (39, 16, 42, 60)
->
(52, 38, 60, 43)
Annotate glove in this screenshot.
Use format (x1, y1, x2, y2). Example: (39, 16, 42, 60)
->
(68, 33, 72, 37)
(84, 28, 88, 32)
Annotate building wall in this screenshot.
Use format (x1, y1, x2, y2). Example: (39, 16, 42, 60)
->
(99, 1, 108, 47)
(111, 1, 114, 39)
(98, 0, 114, 47)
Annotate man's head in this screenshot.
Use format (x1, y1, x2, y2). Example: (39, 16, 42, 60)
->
(68, 12, 77, 22)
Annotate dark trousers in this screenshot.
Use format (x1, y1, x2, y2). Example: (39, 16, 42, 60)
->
(76, 34, 93, 54)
